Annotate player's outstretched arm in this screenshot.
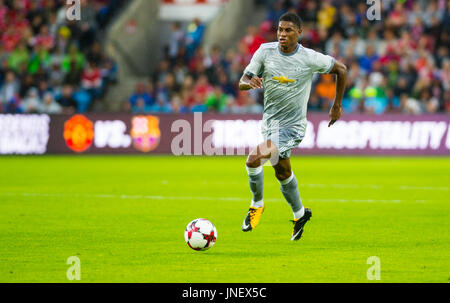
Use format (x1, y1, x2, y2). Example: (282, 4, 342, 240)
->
(328, 60, 347, 127)
(239, 74, 263, 90)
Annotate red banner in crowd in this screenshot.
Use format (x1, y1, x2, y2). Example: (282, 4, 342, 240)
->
(0, 113, 449, 156)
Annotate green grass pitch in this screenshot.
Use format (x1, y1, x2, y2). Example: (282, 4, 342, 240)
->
(0, 155, 449, 283)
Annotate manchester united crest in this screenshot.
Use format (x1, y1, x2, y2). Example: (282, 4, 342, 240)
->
(63, 115, 94, 153)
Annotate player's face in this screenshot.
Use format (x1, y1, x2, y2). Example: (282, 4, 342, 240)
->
(277, 21, 301, 51)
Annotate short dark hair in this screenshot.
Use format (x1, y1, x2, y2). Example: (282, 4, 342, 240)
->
(279, 12, 302, 29)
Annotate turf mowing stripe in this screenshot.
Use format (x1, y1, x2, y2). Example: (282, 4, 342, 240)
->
(0, 192, 427, 203)
(183, 181, 449, 191)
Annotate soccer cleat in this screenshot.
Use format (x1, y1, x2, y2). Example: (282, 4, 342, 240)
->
(291, 208, 312, 241)
(242, 206, 265, 232)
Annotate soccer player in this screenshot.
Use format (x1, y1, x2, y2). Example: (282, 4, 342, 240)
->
(239, 12, 347, 240)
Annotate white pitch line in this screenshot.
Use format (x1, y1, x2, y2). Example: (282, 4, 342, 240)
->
(302, 184, 448, 191)
(398, 185, 450, 191)
(0, 192, 426, 203)
(306, 198, 403, 203)
(192, 181, 449, 191)
(304, 184, 382, 189)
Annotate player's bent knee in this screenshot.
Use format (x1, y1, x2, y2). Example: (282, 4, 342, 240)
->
(275, 169, 292, 181)
(246, 155, 261, 168)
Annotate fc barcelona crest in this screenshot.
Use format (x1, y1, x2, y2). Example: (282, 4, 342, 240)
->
(130, 115, 161, 152)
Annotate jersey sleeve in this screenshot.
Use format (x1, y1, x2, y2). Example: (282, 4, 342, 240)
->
(309, 50, 335, 74)
(243, 46, 265, 77)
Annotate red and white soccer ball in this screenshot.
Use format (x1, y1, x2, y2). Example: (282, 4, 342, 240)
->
(184, 218, 217, 251)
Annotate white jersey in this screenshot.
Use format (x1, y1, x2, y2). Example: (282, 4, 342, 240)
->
(244, 42, 334, 137)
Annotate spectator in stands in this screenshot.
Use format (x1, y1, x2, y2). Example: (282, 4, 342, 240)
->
(21, 87, 41, 114)
(205, 85, 227, 113)
(0, 56, 6, 84)
(164, 73, 180, 102)
(73, 86, 92, 113)
(204, 45, 224, 71)
(400, 93, 422, 114)
(317, 0, 336, 29)
(346, 33, 366, 58)
(168, 22, 185, 65)
(78, 0, 98, 50)
(297, 0, 318, 23)
(170, 93, 189, 114)
(86, 41, 103, 67)
(266, 0, 287, 27)
(81, 61, 103, 100)
(240, 25, 266, 55)
(445, 90, 450, 113)
(419, 88, 439, 114)
(19, 74, 35, 98)
(8, 41, 29, 72)
(307, 92, 322, 112)
(49, 60, 64, 88)
(33, 24, 55, 51)
(64, 59, 83, 86)
(0, 71, 20, 108)
(131, 96, 152, 114)
(28, 44, 51, 75)
(100, 54, 118, 84)
(172, 59, 188, 85)
(190, 88, 208, 113)
(384, 88, 401, 113)
(359, 45, 379, 74)
(37, 79, 52, 99)
(316, 74, 336, 109)
(39, 92, 62, 114)
(152, 59, 170, 86)
(243, 92, 263, 114)
(62, 44, 85, 74)
(127, 82, 155, 111)
(217, 69, 236, 98)
(185, 18, 205, 59)
(153, 81, 172, 113)
(179, 75, 195, 107)
(57, 84, 78, 114)
(325, 31, 345, 58)
(193, 74, 213, 104)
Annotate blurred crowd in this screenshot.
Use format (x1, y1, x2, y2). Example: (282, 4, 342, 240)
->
(129, 0, 449, 115)
(0, 0, 123, 114)
(1, 0, 447, 116)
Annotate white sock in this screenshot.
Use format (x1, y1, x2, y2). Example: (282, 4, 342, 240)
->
(246, 165, 263, 176)
(251, 199, 264, 208)
(278, 173, 294, 185)
(293, 206, 305, 220)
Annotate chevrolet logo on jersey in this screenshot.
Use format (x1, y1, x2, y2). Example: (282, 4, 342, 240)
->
(272, 75, 295, 84)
